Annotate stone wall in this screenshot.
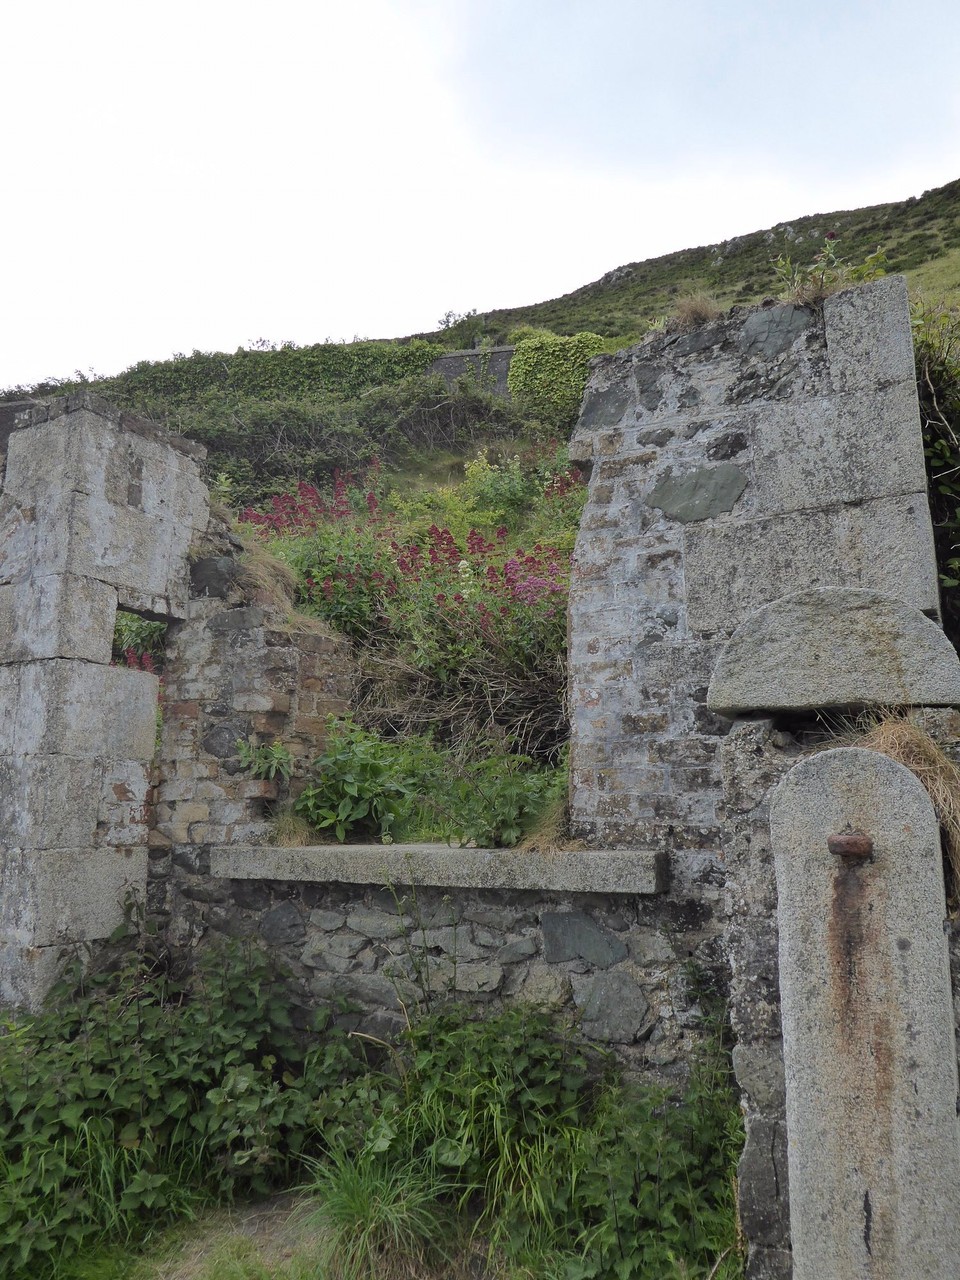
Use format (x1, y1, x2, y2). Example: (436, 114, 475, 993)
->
(567, 275, 935, 850)
(162, 843, 720, 1073)
(426, 345, 514, 397)
(0, 394, 349, 1006)
(0, 394, 207, 1005)
(6, 279, 960, 1278)
(567, 276, 960, 1279)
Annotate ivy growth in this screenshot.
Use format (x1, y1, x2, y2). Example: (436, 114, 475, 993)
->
(507, 331, 606, 430)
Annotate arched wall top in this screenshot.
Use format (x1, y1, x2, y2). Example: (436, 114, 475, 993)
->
(707, 587, 960, 715)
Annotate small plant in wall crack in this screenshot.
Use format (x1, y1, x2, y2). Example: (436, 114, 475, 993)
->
(774, 234, 887, 305)
(236, 737, 294, 782)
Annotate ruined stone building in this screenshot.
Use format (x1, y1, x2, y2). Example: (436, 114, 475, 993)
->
(3, 276, 960, 1278)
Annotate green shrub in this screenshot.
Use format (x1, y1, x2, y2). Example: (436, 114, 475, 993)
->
(507, 331, 606, 430)
(290, 718, 564, 848)
(301, 1003, 743, 1280)
(913, 300, 960, 647)
(0, 942, 360, 1279)
(294, 719, 422, 842)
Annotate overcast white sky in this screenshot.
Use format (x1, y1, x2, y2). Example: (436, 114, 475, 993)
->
(2, 0, 959, 389)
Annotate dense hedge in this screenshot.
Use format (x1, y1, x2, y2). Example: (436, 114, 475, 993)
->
(95, 339, 443, 408)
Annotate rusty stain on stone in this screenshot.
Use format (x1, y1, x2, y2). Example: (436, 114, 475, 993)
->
(828, 831, 874, 860)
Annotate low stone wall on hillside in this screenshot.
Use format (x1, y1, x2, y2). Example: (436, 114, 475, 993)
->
(425, 345, 514, 397)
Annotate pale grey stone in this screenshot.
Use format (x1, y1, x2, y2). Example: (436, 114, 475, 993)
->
(309, 909, 345, 931)
(497, 937, 537, 964)
(300, 947, 355, 974)
(771, 748, 960, 1279)
(824, 275, 916, 394)
(708, 589, 960, 713)
(209, 846, 667, 895)
(519, 965, 572, 1008)
(415, 926, 485, 960)
(345, 908, 410, 939)
(0, 846, 147, 948)
(647, 463, 748, 523)
(321, 933, 366, 959)
(1, 660, 160, 761)
(751, 382, 927, 517)
(684, 492, 940, 633)
(5, 406, 205, 614)
(0, 574, 116, 664)
(452, 962, 503, 994)
(0, 942, 66, 1012)
(308, 971, 401, 1009)
(571, 969, 653, 1042)
(541, 911, 628, 968)
(0, 754, 102, 849)
(732, 1040, 787, 1112)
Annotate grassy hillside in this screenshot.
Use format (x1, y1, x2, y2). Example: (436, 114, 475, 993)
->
(3, 176, 959, 506)
(414, 177, 960, 343)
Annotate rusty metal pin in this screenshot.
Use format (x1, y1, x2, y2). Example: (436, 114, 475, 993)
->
(827, 831, 874, 860)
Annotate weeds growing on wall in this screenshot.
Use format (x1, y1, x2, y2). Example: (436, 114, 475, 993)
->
(283, 717, 565, 847)
(774, 234, 887, 305)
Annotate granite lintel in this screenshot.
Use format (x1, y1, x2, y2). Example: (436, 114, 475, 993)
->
(208, 844, 667, 894)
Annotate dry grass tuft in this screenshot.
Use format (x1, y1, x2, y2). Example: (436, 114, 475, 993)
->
(236, 540, 298, 611)
(672, 291, 723, 330)
(270, 806, 316, 848)
(516, 796, 585, 854)
(848, 712, 960, 889)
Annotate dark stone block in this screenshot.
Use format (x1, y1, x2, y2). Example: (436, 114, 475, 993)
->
(232, 880, 273, 911)
(573, 969, 653, 1043)
(201, 721, 250, 758)
(738, 1116, 790, 1248)
(746, 1247, 793, 1280)
(260, 901, 306, 946)
(707, 430, 749, 461)
(579, 381, 632, 431)
(541, 911, 627, 968)
(172, 847, 211, 875)
(740, 303, 812, 359)
(190, 556, 241, 598)
(647, 463, 748, 524)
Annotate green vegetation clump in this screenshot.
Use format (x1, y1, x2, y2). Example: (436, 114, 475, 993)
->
(0, 943, 743, 1280)
(283, 717, 564, 847)
(242, 446, 585, 766)
(0, 941, 361, 1280)
(507, 331, 606, 430)
(914, 299, 960, 643)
